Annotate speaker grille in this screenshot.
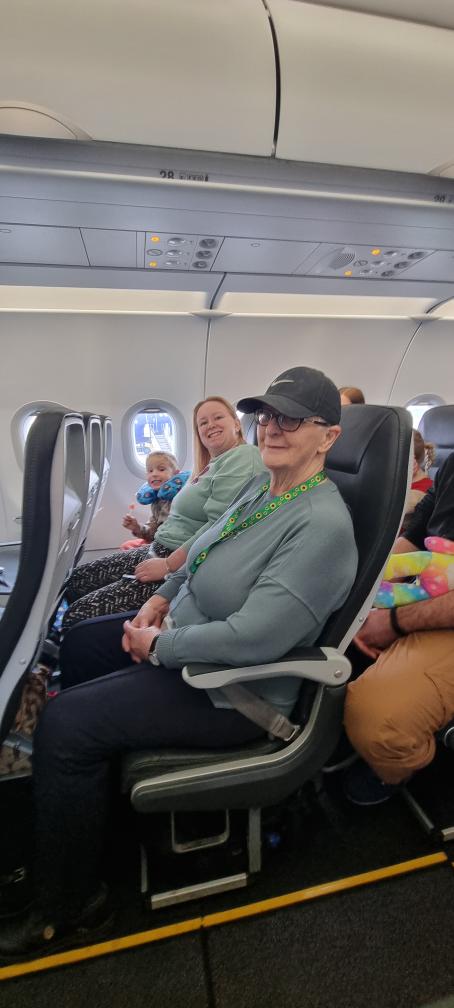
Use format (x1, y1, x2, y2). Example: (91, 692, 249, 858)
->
(328, 250, 356, 270)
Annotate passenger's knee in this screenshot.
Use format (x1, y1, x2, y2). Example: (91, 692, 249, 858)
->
(344, 678, 401, 760)
(34, 692, 80, 757)
(344, 675, 433, 773)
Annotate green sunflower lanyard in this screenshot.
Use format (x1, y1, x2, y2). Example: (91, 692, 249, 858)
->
(189, 470, 326, 575)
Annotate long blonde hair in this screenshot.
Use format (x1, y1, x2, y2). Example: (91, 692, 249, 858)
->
(192, 396, 245, 478)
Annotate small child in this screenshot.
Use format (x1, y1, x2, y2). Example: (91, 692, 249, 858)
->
(61, 451, 189, 628)
(122, 451, 183, 547)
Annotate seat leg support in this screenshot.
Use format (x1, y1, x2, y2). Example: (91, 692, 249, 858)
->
(141, 808, 263, 910)
(401, 786, 454, 842)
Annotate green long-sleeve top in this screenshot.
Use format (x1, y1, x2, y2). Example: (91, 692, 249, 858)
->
(155, 474, 358, 715)
(154, 443, 266, 553)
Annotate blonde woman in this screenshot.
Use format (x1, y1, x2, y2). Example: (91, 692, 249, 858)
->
(62, 396, 265, 627)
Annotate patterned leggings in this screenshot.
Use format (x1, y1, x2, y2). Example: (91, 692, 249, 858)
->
(62, 541, 171, 630)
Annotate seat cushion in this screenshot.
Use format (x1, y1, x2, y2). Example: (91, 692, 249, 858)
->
(121, 737, 283, 792)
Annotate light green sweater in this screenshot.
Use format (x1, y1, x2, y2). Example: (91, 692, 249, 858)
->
(154, 443, 265, 552)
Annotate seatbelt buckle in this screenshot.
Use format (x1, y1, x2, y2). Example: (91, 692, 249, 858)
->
(268, 721, 300, 743)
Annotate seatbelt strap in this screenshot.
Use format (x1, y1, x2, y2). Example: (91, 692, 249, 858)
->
(221, 684, 300, 742)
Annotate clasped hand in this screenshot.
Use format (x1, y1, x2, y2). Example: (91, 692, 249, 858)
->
(121, 594, 170, 662)
(122, 621, 161, 663)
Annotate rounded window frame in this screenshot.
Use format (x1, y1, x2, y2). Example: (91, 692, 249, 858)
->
(11, 400, 66, 469)
(122, 399, 187, 478)
(404, 393, 446, 429)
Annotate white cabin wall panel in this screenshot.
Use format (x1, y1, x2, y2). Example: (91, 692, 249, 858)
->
(0, 312, 207, 546)
(206, 317, 416, 409)
(0, 0, 275, 156)
(270, 0, 454, 173)
(389, 322, 454, 406)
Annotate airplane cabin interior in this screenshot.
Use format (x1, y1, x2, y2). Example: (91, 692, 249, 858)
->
(1, 2, 454, 1006)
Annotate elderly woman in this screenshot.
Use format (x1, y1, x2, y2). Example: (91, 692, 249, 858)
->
(0, 366, 357, 958)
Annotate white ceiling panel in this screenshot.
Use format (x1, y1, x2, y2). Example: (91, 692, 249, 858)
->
(0, 286, 210, 313)
(0, 223, 88, 266)
(215, 292, 435, 316)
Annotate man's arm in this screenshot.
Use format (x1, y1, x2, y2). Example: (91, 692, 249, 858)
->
(355, 590, 454, 658)
(396, 589, 454, 633)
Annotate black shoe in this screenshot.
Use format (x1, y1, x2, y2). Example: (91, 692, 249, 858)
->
(0, 867, 31, 921)
(343, 759, 400, 806)
(0, 883, 115, 961)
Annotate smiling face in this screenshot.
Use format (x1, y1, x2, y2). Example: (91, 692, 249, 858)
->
(196, 400, 242, 459)
(146, 455, 177, 489)
(257, 413, 340, 483)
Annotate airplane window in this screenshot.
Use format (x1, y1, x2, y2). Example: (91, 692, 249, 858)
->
(405, 394, 445, 429)
(132, 409, 177, 465)
(11, 401, 65, 469)
(122, 400, 186, 477)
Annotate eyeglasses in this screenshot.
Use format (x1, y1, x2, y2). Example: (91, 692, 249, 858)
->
(255, 409, 329, 432)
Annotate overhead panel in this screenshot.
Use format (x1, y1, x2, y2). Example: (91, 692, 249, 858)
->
(81, 229, 137, 268)
(212, 238, 319, 274)
(270, 0, 454, 172)
(301, 245, 435, 279)
(0, 223, 88, 266)
(142, 233, 224, 272)
(0, 0, 276, 156)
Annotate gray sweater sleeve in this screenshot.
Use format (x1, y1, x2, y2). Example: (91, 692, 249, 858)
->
(156, 570, 187, 602)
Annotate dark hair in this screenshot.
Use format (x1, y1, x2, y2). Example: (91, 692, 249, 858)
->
(338, 386, 365, 405)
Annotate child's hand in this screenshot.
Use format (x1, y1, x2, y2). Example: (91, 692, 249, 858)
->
(122, 514, 141, 535)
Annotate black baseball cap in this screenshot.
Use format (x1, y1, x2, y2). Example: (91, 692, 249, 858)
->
(237, 366, 341, 426)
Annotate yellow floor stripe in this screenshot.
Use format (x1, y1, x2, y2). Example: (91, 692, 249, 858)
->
(0, 851, 447, 981)
(203, 851, 448, 927)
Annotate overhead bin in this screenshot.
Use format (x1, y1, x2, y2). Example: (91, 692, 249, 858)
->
(269, 0, 454, 173)
(307, 0, 454, 33)
(0, 0, 276, 156)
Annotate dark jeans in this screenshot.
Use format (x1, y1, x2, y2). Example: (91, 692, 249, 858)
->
(33, 615, 264, 919)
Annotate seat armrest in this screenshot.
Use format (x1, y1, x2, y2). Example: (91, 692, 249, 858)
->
(182, 646, 351, 690)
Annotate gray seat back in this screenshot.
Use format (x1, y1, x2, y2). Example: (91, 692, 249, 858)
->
(98, 416, 112, 512)
(0, 410, 86, 742)
(74, 415, 103, 563)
